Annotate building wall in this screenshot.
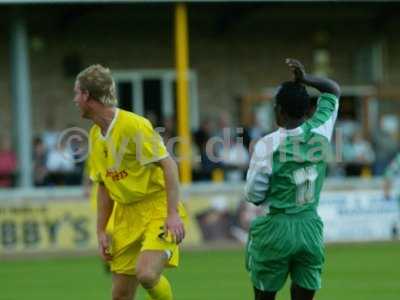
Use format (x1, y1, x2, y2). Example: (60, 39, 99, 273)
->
(385, 20, 400, 85)
(1, 3, 400, 137)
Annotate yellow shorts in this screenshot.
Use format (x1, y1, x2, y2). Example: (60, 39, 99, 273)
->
(106, 196, 186, 275)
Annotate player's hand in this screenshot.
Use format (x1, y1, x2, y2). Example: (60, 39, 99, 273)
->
(97, 231, 113, 261)
(165, 212, 185, 244)
(286, 58, 306, 82)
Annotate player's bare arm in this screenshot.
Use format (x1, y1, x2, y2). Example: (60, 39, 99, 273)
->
(286, 58, 341, 97)
(97, 182, 114, 261)
(157, 156, 185, 244)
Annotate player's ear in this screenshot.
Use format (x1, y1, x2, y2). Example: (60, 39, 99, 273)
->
(274, 104, 285, 126)
(82, 90, 90, 102)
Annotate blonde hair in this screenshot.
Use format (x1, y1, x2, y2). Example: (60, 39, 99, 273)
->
(76, 64, 118, 106)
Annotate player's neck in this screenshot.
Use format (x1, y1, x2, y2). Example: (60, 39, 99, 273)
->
(91, 106, 117, 136)
(283, 119, 304, 129)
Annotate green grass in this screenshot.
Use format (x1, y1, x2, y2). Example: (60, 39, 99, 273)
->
(1, 242, 399, 300)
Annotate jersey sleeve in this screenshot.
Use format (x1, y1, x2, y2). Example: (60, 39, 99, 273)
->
(244, 138, 274, 205)
(136, 119, 169, 165)
(306, 93, 339, 141)
(88, 128, 103, 183)
(89, 160, 102, 183)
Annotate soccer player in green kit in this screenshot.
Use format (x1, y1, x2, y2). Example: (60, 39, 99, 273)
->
(245, 58, 341, 300)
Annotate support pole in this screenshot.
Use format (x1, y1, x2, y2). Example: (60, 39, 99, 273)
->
(175, 3, 192, 184)
(10, 17, 33, 188)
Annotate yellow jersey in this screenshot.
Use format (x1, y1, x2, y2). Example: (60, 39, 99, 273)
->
(88, 108, 169, 204)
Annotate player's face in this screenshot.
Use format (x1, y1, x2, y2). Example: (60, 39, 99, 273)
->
(73, 81, 90, 118)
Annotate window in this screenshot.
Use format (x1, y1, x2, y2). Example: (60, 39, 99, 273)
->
(113, 70, 199, 129)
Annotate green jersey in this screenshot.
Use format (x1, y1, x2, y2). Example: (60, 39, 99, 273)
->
(245, 93, 339, 214)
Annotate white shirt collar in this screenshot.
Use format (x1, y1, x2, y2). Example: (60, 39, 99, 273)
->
(278, 126, 303, 136)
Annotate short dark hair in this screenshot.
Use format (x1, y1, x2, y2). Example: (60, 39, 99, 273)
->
(275, 81, 310, 119)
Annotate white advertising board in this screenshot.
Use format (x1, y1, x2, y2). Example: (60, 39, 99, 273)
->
(319, 191, 399, 242)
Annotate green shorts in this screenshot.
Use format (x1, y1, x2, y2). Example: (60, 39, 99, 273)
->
(245, 210, 324, 292)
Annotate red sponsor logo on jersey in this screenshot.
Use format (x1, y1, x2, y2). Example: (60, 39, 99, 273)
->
(105, 169, 128, 181)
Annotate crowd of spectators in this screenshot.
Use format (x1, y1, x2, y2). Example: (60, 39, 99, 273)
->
(331, 115, 399, 177)
(170, 111, 400, 181)
(1, 111, 399, 188)
(32, 129, 84, 187)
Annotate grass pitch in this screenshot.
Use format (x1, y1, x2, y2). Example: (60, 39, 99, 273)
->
(1, 242, 399, 300)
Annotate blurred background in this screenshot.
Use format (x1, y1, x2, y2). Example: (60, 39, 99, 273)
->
(0, 1, 400, 300)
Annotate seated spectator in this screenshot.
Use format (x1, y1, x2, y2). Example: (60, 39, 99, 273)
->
(243, 112, 266, 150)
(46, 142, 75, 185)
(350, 132, 375, 163)
(32, 136, 48, 186)
(145, 110, 159, 127)
(195, 197, 234, 242)
(343, 132, 375, 176)
(161, 116, 176, 146)
(0, 135, 17, 187)
(42, 116, 60, 153)
(67, 125, 86, 185)
(161, 117, 178, 159)
(193, 118, 220, 181)
(231, 200, 264, 243)
(373, 115, 399, 175)
(218, 135, 249, 182)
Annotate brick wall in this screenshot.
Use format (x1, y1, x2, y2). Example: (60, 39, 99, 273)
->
(1, 3, 400, 136)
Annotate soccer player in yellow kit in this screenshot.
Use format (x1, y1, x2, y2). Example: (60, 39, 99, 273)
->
(73, 64, 186, 300)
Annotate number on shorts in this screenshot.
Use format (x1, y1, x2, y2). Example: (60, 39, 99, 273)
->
(293, 165, 318, 205)
(158, 226, 166, 240)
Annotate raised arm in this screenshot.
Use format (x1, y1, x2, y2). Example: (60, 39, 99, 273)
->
(286, 58, 341, 141)
(286, 58, 341, 97)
